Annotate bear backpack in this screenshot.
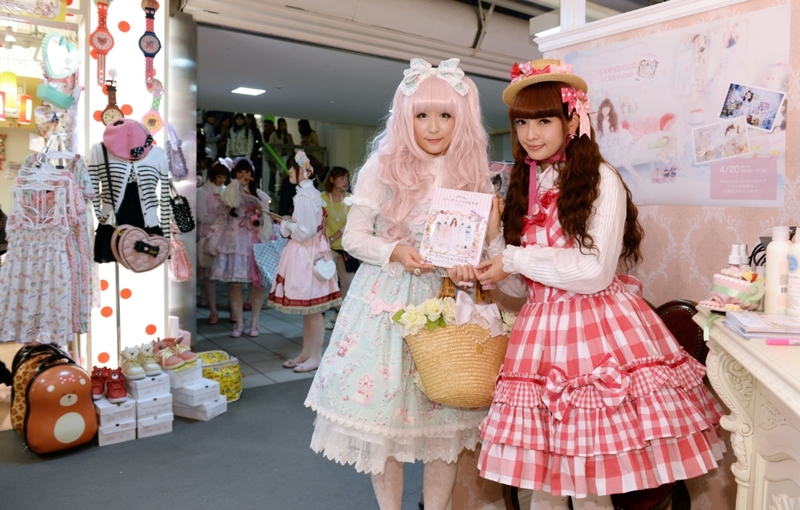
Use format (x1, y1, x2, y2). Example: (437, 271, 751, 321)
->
(23, 353, 98, 455)
(10, 344, 65, 435)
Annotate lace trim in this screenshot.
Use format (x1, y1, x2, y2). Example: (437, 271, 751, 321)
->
(309, 414, 482, 474)
(502, 245, 524, 274)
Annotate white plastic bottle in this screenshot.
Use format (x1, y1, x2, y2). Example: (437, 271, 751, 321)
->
(727, 245, 740, 270)
(739, 244, 751, 272)
(787, 237, 800, 317)
(764, 226, 791, 314)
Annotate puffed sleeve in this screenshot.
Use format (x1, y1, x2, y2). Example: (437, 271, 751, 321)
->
(280, 192, 318, 242)
(341, 155, 402, 268)
(501, 164, 626, 295)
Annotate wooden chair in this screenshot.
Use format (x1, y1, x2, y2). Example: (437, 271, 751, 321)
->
(501, 299, 703, 510)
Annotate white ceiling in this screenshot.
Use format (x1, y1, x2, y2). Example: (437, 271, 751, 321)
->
(195, 0, 659, 132)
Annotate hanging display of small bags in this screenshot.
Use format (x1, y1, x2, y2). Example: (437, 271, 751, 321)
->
(166, 123, 189, 181)
(169, 181, 195, 233)
(168, 223, 193, 282)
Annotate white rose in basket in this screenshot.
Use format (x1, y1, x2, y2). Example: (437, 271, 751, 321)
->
(441, 297, 456, 326)
(501, 310, 517, 334)
(397, 305, 428, 336)
(423, 298, 444, 322)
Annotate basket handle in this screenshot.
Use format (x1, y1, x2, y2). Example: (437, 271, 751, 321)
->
(438, 277, 493, 304)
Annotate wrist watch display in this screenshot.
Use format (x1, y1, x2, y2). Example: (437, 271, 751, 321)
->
(102, 77, 124, 126)
(139, 0, 162, 91)
(141, 79, 164, 134)
(89, 0, 114, 87)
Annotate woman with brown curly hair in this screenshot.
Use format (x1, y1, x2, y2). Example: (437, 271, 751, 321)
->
(475, 60, 723, 509)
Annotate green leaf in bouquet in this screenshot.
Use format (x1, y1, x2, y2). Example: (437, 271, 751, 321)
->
(437, 317, 446, 328)
(391, 310, 405, 323)
(425, 320, 438, 331)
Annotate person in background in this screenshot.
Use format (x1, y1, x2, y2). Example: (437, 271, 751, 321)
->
(269, 151, 341, 373)
(262, 118, 278, 193)
(245, 113, 264, 187)
(320, 166, 353, 328)
(203, 111, 221, 159)
(197, 163, 229, 324)
(262, 118, 276, 144)
(277, 172, 297, 217)
(298, 119, 323, 166)
(269, 117, 295, 163)
(217, 115, 231, 159)
(227, 113, 254, 158)
(211, 158, 272, 338)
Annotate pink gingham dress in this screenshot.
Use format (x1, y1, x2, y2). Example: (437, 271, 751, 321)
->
(478, 187, 725, 498)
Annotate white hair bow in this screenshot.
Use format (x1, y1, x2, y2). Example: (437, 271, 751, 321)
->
(401, 58, 469, 97)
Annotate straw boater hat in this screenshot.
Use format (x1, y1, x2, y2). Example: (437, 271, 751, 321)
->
(502, 58, 588, 106)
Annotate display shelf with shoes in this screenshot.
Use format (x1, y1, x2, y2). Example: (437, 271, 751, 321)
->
(172, 378, 221, 407)
(125, 372, 170, 400)
(172, 393, 227, 421)
(135, 392, 173, 420)
(98, 420, 137, 447)
(165, 359, 202, 389)
(137, 412, 173, 439)
(94, 397, 136, 426)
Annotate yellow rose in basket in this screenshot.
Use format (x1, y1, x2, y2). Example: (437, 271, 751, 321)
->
(398, 305, 428, 336)
(441, 297, 456, 325)
(423, 298, 444, 322)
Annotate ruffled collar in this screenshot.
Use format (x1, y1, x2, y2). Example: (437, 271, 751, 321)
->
(295, 179, 325, 207)
(204, 181, 223, 194)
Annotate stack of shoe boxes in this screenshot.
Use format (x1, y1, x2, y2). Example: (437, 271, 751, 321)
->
(170, 360, 227, 421)
(126, 372, 174, 439)
(95, 397, 137, 446)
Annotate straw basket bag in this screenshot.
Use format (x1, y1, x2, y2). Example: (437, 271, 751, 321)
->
(400, 279, 509, 409)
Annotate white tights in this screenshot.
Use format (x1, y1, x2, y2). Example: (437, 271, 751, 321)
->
(529, 491, 613, 510)
(370, 458, 457, 510)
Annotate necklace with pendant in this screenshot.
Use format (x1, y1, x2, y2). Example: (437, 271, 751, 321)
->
(330, 196, 345, 223)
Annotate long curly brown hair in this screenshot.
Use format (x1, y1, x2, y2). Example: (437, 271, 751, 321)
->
(502, 82, 643, 270)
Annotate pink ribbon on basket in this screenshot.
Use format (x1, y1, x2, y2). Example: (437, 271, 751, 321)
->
(454, 292, 504, 337)
(541, 354, 629, 421)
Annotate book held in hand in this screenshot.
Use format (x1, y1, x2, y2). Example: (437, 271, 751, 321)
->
(724, 310, 800, 338)
(418, 188, 493, 268)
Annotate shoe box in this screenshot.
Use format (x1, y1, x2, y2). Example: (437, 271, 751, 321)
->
(136, 393, 173, 420)
(172, 378, 221, 407)
(97, 420, 137, 447)
(95, 398, 137, 447)
(125, 372, 170, 400)
(172, 393, 227, 421)
(94, 397, 136, 426)
(137, 412, 174, 439)
(166, 359, 203, 388)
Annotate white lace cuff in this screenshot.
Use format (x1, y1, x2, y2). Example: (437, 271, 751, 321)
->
(380, 240, 404, 276)
(484, 231, 506, 259)
(502, 245, 526, 274)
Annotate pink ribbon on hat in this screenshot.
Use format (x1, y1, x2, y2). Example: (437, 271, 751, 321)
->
(454, 292, 504, 337)
(561, 87, 593, 139)
(510, 61, 574, 84)
(541, 354, 629, 421)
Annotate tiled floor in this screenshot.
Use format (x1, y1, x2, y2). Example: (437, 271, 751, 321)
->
(194, 286, 335, 389)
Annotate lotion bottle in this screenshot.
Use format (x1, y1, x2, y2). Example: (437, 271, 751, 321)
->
(739, 244, 750, 272)
(787, 236, 800, 317)
(765, 226, 791, 314)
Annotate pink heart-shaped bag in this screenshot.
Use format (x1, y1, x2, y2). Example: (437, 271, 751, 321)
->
(110, 225, 170, 273)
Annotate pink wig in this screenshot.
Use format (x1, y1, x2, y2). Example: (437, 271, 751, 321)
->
(367, 74, 489, 241)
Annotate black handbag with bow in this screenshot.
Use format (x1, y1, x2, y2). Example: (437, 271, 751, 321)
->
(169, 181, 195, 233)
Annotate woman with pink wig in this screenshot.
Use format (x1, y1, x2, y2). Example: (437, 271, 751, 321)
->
(305, 58, 494, 509)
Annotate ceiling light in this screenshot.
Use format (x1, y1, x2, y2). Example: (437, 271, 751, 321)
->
(4, 26, 15, 43)
(231, 87, 265, 96)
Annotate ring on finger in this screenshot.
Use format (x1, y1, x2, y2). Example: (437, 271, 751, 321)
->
(413, 268, 421, 276)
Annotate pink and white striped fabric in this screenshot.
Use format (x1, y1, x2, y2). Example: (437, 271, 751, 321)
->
(478, 188, 724, 497)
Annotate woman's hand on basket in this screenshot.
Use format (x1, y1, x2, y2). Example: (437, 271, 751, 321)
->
(475, 253, 509, 285)
(447, 264, 477, 288)
(391, 244, 435, 275)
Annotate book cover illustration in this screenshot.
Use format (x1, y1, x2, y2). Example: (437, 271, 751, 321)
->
(724, 310, 800, 337)
(418, 188, 493, 268)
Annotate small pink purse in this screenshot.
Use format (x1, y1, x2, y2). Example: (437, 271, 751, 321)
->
(110, 225, 170, 273)
(168, 223, 193, 282)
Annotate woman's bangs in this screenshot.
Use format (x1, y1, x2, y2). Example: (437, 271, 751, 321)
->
(412, 77, 460, 116)
(509, 83, 566, 120)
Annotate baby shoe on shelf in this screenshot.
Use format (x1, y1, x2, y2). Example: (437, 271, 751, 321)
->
(153, 340, 185, 370)
(91, 366, 105, 401)
(138, 342, 163, 376)
(104, 368, 128, 404)
(120, 345, 146, 380)
(165, 331, 197, 362)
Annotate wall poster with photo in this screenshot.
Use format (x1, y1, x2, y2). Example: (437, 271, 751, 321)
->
(566, 3, 789, 207)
